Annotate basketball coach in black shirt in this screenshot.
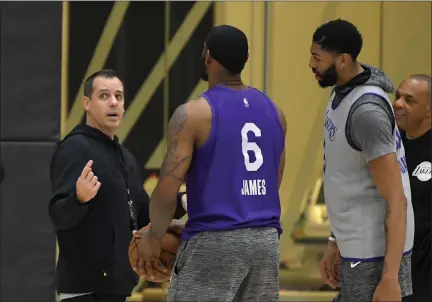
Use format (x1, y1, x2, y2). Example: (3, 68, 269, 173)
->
(393, 74, 431, 302)
(49, 69, 187, 302)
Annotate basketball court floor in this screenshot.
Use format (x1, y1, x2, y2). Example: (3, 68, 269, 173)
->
(127, 288, 338, 302)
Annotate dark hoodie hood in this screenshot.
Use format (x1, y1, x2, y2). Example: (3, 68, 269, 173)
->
(50, 124, 122, 182)
(332, 64, 395, 108)
(61, 124, 119, 146)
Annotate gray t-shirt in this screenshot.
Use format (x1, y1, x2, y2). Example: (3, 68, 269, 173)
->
(347, 94, 396, 161)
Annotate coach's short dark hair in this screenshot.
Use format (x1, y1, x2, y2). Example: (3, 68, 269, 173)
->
(313, 19, 363, 61)
(84, 69, 118, 98)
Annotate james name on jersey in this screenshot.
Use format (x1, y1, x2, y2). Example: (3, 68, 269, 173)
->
(241, 179, 266, 196)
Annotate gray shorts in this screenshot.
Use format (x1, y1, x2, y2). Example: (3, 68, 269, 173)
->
(167, 227, 280, 302)
(334, 253, 413, 302)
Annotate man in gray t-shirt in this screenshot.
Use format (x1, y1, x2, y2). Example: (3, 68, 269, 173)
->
(309, 19, 414, 302)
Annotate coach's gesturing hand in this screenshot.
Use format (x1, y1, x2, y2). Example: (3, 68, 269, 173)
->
(76, 160, 101, 203)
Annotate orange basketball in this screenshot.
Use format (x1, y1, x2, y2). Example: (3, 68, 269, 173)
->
(129, 223, 182, 282)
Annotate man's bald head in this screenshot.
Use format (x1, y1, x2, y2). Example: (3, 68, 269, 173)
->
(393, 74, 431, 137)
(410, 74, 431, 84)
(409, 74, 431, 103)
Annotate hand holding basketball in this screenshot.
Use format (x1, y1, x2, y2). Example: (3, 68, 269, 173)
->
(130, 225, 171, 282)
(134, 226, 166, 280)
(76, 160, 101, 203)
(129, 221, 183, 282)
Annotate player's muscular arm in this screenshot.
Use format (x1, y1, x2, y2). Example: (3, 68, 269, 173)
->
(276, 105, 287, 188)
(149, 102, 197, 240)
(369, 154, 407, 278)
(350, 98, 406, 278)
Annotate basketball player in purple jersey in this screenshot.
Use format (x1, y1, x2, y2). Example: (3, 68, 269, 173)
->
(135, 25, 287, 301)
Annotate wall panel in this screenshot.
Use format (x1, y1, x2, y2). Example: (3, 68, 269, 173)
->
(0, 2, 61, 142)
(0, 4, 60, 300)
(382, 2, 431, 88)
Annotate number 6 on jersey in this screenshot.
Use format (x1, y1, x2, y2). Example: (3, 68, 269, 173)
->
(241, 123, 264, 171)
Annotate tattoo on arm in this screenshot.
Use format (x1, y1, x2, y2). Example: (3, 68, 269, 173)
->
(159, 104, 191, 182)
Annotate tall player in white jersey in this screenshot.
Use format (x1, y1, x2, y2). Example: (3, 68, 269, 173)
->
(309, 19, 414, 302)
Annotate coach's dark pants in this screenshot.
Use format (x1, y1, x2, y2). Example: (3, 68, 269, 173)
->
(167, 227, 280, 301)
(61, 293, 126, 302)
(403, 253, 431, 302)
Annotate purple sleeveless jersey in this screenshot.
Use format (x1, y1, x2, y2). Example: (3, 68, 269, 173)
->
(182, 85, 284, 240)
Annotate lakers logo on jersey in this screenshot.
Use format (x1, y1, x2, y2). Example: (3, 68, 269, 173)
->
(324, 109, 338, 141)
(412, 161, 431, 182)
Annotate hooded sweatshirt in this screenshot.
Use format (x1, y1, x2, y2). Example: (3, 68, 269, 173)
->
(323, 65, 414, 260)
(49, 124, 186, 295)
